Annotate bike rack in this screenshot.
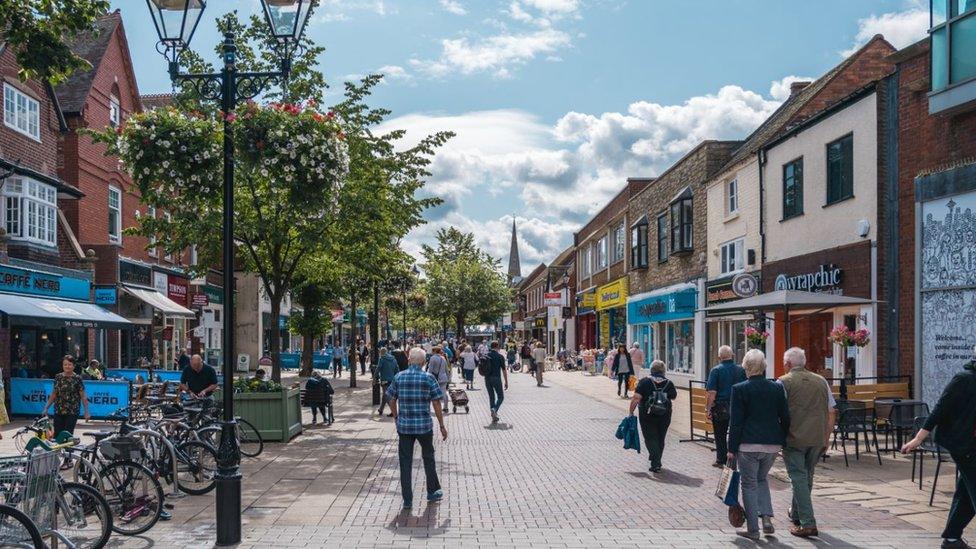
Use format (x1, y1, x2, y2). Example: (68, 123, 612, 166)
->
(117, 429, 184, 498)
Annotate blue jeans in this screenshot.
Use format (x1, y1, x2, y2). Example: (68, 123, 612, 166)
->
(738, 451, 777, 533)
(485, 376, 504, 412)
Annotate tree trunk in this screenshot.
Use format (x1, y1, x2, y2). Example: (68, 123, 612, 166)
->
(455, 311, 465, 341)
(370, 282, 380, 365)
(441, 317, 447, 341)
(269, 295, 283, 383)
(300, 330, 313, 377)
(349, 290, 358, 388)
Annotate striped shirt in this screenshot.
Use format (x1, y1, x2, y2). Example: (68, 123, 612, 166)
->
(386, 365, 444, 435)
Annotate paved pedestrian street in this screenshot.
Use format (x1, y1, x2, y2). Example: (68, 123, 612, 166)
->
(101, 371, 948, 548)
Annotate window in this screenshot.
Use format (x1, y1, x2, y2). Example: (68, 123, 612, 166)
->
(164, 213, 173, 261)
(930, 0, 976, 112)
(630, 219, 648, 269)
(727, 179, 739, 215)
(782, 158, 804, 219)
(656, 213, 668, 262)
(580, 246, 592, 278)
(596, 236, 608, 269)
(109, 96, 121, 127)
(611, 222, 625, 264)
(108, 186, 122, 243)
(826, 134, 854, 205)
(720, 238, 744, 274)
(2, 177, 57, 246)
(147, 206, 157, 256)
(669, 188, 693, 253)
(661, 319, 694, 374)
(3, 84, 40, 141)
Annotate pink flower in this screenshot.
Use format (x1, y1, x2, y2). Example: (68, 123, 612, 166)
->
(224, 112, 238, 122)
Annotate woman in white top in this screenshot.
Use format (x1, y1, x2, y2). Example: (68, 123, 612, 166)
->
(460, 345, 478, 390)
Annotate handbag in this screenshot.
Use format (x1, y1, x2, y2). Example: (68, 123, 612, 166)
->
(627, 375, 637, 392)
(714, 460, 741, 507)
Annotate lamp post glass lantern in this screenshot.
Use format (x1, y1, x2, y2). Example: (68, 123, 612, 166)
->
(145, 0, 315, 545)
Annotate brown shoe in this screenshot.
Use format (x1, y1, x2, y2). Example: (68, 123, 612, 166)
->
(736, 530, 760, 541)
(790, 526, 819, 538)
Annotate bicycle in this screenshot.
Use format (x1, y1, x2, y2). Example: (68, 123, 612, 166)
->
(189, 400, 263, 458)
(0, 502, 45, 548)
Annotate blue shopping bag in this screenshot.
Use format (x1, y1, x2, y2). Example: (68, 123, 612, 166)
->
(714, 463, 741, 506)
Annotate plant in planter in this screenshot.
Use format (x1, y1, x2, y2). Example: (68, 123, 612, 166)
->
(743, 325, 769, 348)
(233, 377, 283, 394)
(830, 326, 870, 381)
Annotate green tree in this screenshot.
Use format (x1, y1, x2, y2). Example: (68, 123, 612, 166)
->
(1, 0, 110, 83)
(288, 272, 341, 377)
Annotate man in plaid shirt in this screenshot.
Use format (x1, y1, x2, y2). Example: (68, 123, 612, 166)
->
(386, 347, 448, 508)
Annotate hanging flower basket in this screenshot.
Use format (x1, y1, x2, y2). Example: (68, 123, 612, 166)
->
(743, 325, 769, 348)
(829, 326, 870, 347)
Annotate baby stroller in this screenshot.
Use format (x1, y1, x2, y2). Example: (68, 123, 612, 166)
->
(447, 382, 469, 414)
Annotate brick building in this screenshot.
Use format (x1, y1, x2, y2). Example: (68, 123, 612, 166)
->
(625, 142, 737, 383)
(56, 11, 196, 371)
(574, 178, 651, 351)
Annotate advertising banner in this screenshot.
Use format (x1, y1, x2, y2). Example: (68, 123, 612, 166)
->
(10, 378, 130, 419)
(544, 292, 564, 307)
(596, 278, 628, 311)
(547, 306, 561, 331)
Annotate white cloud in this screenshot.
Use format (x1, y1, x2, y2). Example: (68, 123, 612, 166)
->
(521, 0, 579, 16)
(439, 0, 467, 15)
(842, 7, 928, 56)
(315, 0, 394, 22)
(768, 75, 815, 101)
(411, 27, 571, 78)
(377, 64, 413, 83)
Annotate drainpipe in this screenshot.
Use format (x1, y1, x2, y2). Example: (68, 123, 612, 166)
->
(757, 149, 767, 265)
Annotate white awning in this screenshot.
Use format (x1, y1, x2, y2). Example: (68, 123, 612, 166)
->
(0, 293, 131, 329)
(121, 285, 195, 318)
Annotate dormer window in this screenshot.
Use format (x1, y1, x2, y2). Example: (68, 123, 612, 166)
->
(3, 84, 40, 141)
(669, 186, 693, 254)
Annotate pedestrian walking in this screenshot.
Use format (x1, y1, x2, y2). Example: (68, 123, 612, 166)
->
(901, 351, 976, 549)
(705, 345, 746, 468)
(376, 347, 399, 416)
(778, 347, 835, 539)
(460, 345, 478, 390)
(427, 346, 452, 413)
(41, 355, 91, 436)
(333, 344, 344, 378)
(392, 342, 409, 372)
(520, 341, 533, 374)
(358, 340, 369, 375)
(506, 344, 517, 371)
(611, 343, 634, 398)
(727, 349, 790, 540)
(386, 347, 448, 509)
(629, 360, 677, 472)
(304, 371, 334, 425)
(484, 341, 509, 423)
(630, 343, 645, 378)
(531, 342, 547, 387)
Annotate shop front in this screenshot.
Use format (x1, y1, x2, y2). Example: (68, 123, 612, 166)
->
(704, 271, 761, 370)
(761, 241, 875, 378)
(532, 316, 546, 343)
(595, 278, 628, 349)
(575, 290, 596, 350)
(626, 283, 697, 381)
(190, 284, 223, 368)
(0, 263, 130, 378)
(117, 259, 195, 369)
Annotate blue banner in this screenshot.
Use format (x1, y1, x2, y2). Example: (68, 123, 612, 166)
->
(152, 369, 223, 385)
(105, 369, 148, 382)
(94, 286, 117, 305)
(0, 265, 90, 301)
(627, 288, 697, 325)
(10, 378, 130, 419)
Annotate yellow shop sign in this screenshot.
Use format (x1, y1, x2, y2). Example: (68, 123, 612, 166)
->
(596, 278, 628, 311)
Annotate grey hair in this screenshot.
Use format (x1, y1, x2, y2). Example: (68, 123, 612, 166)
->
(743, 349, 766, 377)
(718, 345, 734, 360)
(650, 360, 666, 374)
(379, 347, 388, 356)
(408, 347, 426, 365)
(784, 347, 807, 369)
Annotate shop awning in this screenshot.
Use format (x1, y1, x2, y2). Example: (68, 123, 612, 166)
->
(701, 290, 875, 315)
(121, 285, 195, 318)
(0, 293, 131, 329)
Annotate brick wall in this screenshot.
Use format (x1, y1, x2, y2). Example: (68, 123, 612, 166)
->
(628, 141, 739, 295)
(0, 49, 61, 180)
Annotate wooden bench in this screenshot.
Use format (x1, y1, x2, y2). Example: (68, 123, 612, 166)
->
(830, 382, 910, 408)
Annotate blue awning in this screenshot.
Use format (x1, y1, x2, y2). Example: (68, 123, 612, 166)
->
(0, 293, 132, 329)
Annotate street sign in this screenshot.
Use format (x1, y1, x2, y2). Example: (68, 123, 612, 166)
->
(732, 272, 759, 298)
(192, 293, 209, 307)
(544, 292, 564, 306)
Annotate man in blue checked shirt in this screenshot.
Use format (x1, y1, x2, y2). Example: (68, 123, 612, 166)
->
(386, 346, 449, 509)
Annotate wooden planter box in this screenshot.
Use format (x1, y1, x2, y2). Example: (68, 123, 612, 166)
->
(222, 387, 303, 442)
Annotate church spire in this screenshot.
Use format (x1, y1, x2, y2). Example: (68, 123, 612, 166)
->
(507, 217, 522, 283)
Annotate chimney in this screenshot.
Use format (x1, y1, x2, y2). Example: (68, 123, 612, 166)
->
(790, 81, 812, 97)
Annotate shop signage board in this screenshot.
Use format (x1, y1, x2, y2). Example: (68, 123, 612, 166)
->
(203, 285, 223, 305)
(153, 272, 168, 294)
(596, 278, 628, 311)
(94, 286, 117, 305)
(534, 317, 546, 328)
(706, 273, 760, 305)
(167, 275, 189, 306)
(732, 273, 759, 298)
(0, 265, 90, 301)
(502, 313, 513, 331)
(773, 264, 843, 294)
(191, 293, 209, 307)
(544, 292, 564, 307)
(547, 306, 561, 330)
(119, 260, 152, 288)
(627, 288, 697, 324)
(578, 292, 596, 309)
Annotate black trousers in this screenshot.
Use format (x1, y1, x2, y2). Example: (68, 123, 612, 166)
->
(53, 414, 79, 436)
(639, 413, 671, 468)
(332, 358, 342, 377)
(485, 376, 504, 412)
(712, 403, 730, 465)
(616, 373, 630, 394)
(310, 405, 327, 422)
(944, 460, 976, 539)
(398, 432, 440, 502)
(359, 355, 367, 375)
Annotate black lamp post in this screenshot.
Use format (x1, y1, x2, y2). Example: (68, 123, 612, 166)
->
(145, 0, 315, 545)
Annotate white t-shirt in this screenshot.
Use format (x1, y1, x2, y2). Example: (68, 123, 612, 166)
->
(461, 351, 477, 371)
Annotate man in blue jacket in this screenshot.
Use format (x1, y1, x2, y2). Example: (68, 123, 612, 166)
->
(706, 345, 746, 467)
(376, 347, 399, 417)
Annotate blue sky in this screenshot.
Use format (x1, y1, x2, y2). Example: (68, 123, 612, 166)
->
(115, 0, 929, 272)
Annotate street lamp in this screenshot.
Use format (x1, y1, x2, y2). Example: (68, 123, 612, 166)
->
(145, 1, 315, 545)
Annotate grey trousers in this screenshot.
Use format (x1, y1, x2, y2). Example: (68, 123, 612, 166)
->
(784, 446, 824, 528)
(738, 451, 777, 533)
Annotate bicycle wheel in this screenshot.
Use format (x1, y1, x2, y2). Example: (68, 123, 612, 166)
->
(175, 441, 217, 495)
(0, 503, 44, 549)
(57, 481, 113, 549)
(236, 418, 264, 458)
(99, 460, 163, 536)
(194, 425, 220, 450)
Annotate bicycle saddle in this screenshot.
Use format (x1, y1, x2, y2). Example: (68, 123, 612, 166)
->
(84, 430, 116, 441)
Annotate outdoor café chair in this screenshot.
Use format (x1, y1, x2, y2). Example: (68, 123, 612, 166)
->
(885, 402, 930, 457)
(836, 407, 882, 467)
(909, 416, 956, 506)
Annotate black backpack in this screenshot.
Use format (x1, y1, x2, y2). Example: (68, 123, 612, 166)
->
(644, 380, 672, 416)
(477, 356, 490, 377)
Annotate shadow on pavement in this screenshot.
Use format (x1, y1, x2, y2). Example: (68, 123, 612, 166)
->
(484, 422, 513, 430)
(626, 469, 704, 487)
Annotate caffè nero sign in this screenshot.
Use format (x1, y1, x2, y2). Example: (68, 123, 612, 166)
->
(774, 264, 844, 294)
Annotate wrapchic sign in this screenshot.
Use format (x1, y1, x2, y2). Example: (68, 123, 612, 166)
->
(773, 264, 843, 294)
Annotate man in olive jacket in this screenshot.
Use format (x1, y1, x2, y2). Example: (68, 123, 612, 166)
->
(778, 347, 835, 539)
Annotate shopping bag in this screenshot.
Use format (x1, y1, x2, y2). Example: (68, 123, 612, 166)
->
(627, 375, 637, 392)
(714, 463, 740, 507)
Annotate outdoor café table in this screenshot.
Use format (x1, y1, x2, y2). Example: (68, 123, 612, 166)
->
(874, 399, 927, 449)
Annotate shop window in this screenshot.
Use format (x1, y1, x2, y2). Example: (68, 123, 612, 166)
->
(661, 320, 694, 374)
(108, 186, 122, 243)
(782, 157, 804, 220)
(727, 179, 738, 215)
(596, 236, 608, 269)
(2, 177, 57, 246)
(630, 217, 648, 269)
(720, 238, 744, 274)
(826, 133, 854, 205)
(669, 187, 693, 254)
(3, 83, 40, 141)
(656, 213, 668, 262)
(610, 222, 625, 265)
